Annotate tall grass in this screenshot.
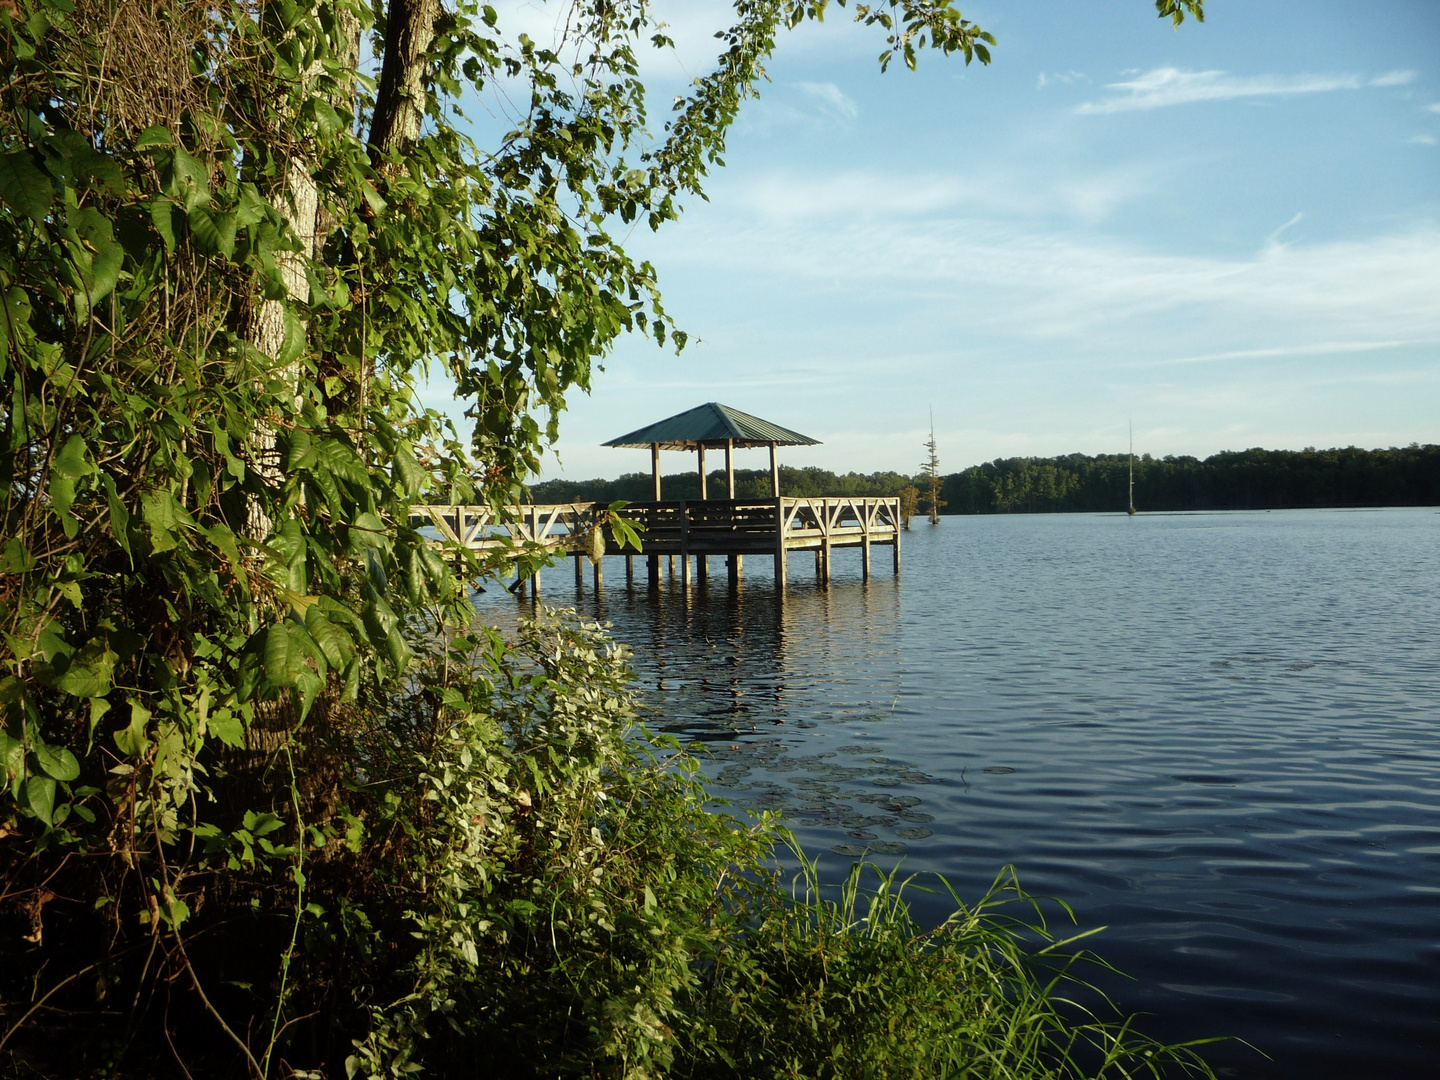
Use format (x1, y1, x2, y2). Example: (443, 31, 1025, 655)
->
(678, 841, 1220, 1079)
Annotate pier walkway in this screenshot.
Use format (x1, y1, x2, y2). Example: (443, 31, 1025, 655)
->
(411, 496, 901, 595)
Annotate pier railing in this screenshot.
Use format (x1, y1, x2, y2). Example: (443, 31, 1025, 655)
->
(409, 495, 901, 590)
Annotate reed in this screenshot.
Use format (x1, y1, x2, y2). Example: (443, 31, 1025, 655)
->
(678, 841, 1221, 1079)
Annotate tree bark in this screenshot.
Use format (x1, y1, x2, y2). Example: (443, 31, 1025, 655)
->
(369, 0, 441, 159)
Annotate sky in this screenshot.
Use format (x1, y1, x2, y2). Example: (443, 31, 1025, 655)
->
(423, 0, 1440, 481)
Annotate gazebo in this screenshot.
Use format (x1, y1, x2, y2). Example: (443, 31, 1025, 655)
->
(602, 402, 819, 499)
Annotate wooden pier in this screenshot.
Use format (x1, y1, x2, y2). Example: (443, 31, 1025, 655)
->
(411, 496, 901, 595)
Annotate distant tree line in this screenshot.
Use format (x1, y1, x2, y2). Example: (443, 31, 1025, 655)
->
(529, 466, 915, 504)
(530, 445, 1440, 513)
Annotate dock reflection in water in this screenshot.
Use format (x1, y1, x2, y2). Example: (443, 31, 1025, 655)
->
(474, 510, 1440, 1080)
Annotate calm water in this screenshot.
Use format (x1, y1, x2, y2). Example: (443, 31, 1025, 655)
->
(474, 507, 1440, 1077)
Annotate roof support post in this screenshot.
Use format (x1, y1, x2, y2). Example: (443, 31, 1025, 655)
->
(769, 442, 780, 498)
(726, 439, 735, 499)
(698, 444, 707, 500)
(651, 443, 661, 500)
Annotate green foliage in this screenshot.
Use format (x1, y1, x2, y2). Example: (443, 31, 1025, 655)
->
(683, 852, 1217, 1079)
(898, 484, 920, 530)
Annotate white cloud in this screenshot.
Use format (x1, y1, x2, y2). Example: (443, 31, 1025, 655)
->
(733, 165, 1157, 226)
(1077, 67, 1372, 114)
(1136, 339, 1422, 368)
(737, 171, 961, 221)
(795, 81, 859, 120)
(664, 193, 1440, 348)
(1371, 70, 1418, 87)
(1409, 134, 1439, 146)
(1427, 103, 1440, 114)
(1037, 71, 1087, 90)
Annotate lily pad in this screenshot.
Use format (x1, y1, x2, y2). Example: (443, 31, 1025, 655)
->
(866, 841, 908, 855)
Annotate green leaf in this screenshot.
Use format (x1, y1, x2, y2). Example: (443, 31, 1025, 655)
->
(166, 146, 210, 210)
(1, 539, 35, 573)
(102, 474, 132, 560)
(53, 433, 91, 477)
(304, 606, 348, 668)
(53, 661, 110, 698)
(311, 99, 343, 137)
(0, 731, 25, 784)
(188, 205, 237, 259)
(24, 775, 57, 826)
(114, 699, 150, 757)
(393, 446, 425, 496)
(207, 712, 245, 749)
(0, 150, 53, 221)
(148, 199, 177, 252)
(264, 622, 302, 688)
(65, 205, 124, 313)
(141, 489, 190, 553)
(134, 126, 173, 150)
(0, 286, 33, 347)
(87, 696, 112, 741)
(34, 742, 79, 782)
(49, 473, 77, 536)
(276, 305, 306, 365)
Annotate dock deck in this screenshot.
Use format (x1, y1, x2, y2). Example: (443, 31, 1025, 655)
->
(412, 496, 901, 593)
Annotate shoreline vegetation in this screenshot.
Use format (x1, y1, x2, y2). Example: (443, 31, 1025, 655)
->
(530, 444, 1440, 515)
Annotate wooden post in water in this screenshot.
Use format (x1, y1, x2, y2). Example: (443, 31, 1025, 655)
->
(531, 505, 541, 597)
(773, 497, 787, 592)
(647, 553, 659, 587)
(679, 500, 690, 591)
(726, 443, 740, 586)
(574, 551, 584, 590)
(593, 556, 602, 592)
(893, 521, 901, 576)
(861, 499, 872, 582)
(626, 553, 634, 586)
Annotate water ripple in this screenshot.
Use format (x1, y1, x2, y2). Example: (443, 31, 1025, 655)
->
(475, 508, 1440, 1078)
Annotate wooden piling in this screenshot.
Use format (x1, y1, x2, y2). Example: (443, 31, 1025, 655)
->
(679, 501, 690, 590)
(773, 497, 787, 592)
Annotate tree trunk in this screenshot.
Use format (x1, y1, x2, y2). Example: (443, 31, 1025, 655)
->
(369, 0, 441, 159)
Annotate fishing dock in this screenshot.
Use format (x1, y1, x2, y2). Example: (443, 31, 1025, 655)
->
(411, 495, 901, 594)
(413, 403, 902, 595)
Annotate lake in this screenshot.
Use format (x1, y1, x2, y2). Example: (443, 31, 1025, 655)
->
(473, 507, 1440, 1077)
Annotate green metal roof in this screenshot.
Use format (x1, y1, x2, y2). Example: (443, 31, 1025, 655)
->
(603, 402, 820, 450)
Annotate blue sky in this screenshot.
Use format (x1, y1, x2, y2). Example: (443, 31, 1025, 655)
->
(431, 1, 1440, 481)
